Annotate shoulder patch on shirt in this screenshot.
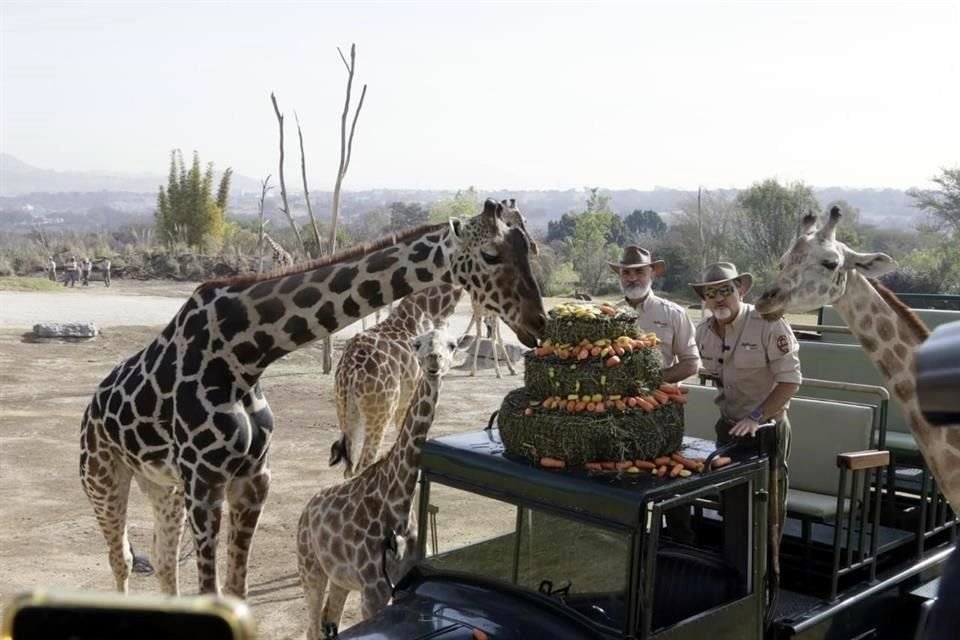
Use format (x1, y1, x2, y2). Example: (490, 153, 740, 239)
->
(777, 335, 790, 354)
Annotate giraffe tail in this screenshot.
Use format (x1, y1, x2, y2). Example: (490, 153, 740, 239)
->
(329, 433, 354, 472)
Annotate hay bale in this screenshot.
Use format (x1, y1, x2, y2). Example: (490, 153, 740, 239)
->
(544, 314, 639, 346)
(499, 388, 684, 466)
(524, 347, 662, 399)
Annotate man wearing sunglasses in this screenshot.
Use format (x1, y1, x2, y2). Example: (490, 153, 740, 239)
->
(609, 246, 700, 383)
(692, 262, 801, 539)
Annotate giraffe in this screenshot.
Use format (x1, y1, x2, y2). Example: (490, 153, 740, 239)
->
(754, 205, 960, 513)
(462, 198, 539, 378)
(79, 198, 546, 597)
(298, 326, 459, 637)
(263, 232, 294, 269)
(329, 283, 465, 478)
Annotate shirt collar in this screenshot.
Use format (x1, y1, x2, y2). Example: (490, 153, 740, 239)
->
(624, 292, 659, 312)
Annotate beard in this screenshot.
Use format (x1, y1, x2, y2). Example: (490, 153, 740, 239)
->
(624, 283, 651, 300)
(712, 307, 733, 321)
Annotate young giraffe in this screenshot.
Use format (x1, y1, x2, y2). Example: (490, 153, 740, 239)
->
(329, 283, 465, 478)
(263, 232, 294, 269)
(755, 205, 960, 513)
(463, 198, 539, 377)
(79, 199, 546, 597)
(298, 326, 460, 637)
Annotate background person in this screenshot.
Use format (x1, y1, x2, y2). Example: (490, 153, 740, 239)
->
(609, 245, 700, 383)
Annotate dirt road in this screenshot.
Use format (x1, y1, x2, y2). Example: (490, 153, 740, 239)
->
(0, 281, 532, 639)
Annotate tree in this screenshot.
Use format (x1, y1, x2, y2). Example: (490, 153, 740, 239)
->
(670, 188, 736, 275)
(155, 150, 232, 251)
(624, 209, 667, 240)
(546, 212, 579, 245)
(429, 187, 479, 223)
(734, 179, 819, 270)
(388, 202, 429, 231)
(908, 167, 960, 235)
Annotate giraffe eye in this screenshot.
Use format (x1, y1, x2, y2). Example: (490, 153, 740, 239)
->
(821, 260, 839, 270)
(480, 250, 501, 266)
(447, 341, 456, 350)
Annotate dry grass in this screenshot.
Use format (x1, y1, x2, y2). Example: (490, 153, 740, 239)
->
(0, 276, 63, 292)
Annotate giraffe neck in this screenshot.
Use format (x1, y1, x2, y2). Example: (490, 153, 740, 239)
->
(832, 272, 960, 511)
(382, 375, 441, 511)
(195, 224, 454, 388)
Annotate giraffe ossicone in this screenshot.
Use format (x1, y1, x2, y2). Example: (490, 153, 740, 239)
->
(79, 198, 546, 598)
(298, 326, 460, 638)
(755, 205, 960, 513)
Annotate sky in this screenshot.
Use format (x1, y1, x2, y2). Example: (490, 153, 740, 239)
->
(1, 1, 958, 191)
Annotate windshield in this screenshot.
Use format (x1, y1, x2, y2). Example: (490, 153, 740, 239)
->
(422, 483, 632, 632)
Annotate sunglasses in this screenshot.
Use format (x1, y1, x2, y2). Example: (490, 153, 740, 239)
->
(703, 284, 736, 299)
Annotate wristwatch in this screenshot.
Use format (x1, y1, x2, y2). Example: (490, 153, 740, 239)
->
(749, 408, 764, 422)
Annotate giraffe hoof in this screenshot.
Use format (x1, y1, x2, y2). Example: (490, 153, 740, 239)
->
(132, 554, 155, 576)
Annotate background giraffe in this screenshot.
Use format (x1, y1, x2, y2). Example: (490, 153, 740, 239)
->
(461, 198, 539, 377)
(263, 232, 294, 270)
(298, 326, 459, 638)
(79, 199, 546, 597)
(755, 205, 960, 512)
(329, 284, 465, 477)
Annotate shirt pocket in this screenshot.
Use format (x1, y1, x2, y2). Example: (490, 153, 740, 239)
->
(653, 325, 674, 360)
(733, 348, 766, 370)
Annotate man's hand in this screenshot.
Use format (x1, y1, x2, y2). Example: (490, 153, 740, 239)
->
(729, 417, 761, 437)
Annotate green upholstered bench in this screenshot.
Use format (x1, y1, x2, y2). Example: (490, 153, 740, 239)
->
(817, 305, 960, 346)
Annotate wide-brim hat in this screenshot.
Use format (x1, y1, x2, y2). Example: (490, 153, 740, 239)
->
(689, 262, 754, 298)
(607, 245, 665, 276)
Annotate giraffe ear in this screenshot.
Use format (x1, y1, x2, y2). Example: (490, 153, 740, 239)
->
(844, 248, 897, 278)
(448, 218, 464, 244)
(456, 333, 476, 352)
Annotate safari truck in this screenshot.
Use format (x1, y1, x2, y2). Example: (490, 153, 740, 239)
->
(332, 303, 960, 640)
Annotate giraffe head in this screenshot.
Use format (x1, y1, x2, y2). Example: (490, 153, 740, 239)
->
(449, 199, 546, 347)
(755, 206, 898, 319)
(500, 198, 539, 255)
(410, 325, 471, 379)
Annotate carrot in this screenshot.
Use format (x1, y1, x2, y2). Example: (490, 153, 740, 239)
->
(652, 389, 670, 405)
(658, 382, 680, 394)
(665, 393, 687, 404)
(594, 402, 606, 413)
(654, 456, 672, 466)
(590, 346, 601, 357)
(577, 348, 590, 361)
(605, 355, 621, 368)
(657, 464, 669, 477)
(540, 457, 566, 469)
(643, 394, 660, 407)
(523, 408, 534, 416)
(473, 629, 488, 640)
(636, 397, 655, 412)
(584, 462, 603, 472)
(615, 460, 633, 471)
(615, 400, 627, 411)
(711, 456, 732, 469)
(574, 401, 587, 412)
(613, 345, 625, 357)
(633, 460, 656, 470)
(627, 397, 638, 408)
(671, 453, 700, 471)
(670, 463, 683, 478)
(600, 461, 616, 470)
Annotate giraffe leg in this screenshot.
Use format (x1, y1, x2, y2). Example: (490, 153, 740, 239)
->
(297, 520, 330, 640)
(471, 318, 483, 377)
(489, 317, 503, 379)
(223, 466, 271, 599)
(353, 399, 394, 477)
(497, 321, 517, 376)
(321, 584, 350, 629)
(360, 582, 392, 620)
(135, 475, 186, 595)
(184, 477, 227, 595)
(80, 449, 134, 593)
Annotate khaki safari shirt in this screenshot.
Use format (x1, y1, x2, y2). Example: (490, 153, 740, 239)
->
(696, 302, 802, 421)
(618, 293, 700, 369)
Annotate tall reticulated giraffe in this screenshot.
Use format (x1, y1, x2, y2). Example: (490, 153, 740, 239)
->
(78, 199, 546, 597)
(464, 198, 540, 377)
(329, 284, 465, 478)
(298, 326, 461, 637)
(755, 205, 960, 513)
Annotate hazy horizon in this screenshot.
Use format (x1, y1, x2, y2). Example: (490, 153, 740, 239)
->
(2, 1, 958, 192)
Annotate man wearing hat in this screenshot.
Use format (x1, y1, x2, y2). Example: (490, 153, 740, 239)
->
(692, 262, 801, 542)
(609, 246, 700, 383)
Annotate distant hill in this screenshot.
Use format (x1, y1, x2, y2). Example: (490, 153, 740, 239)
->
(0, 153, 261, 195)
(0, 154, 923, 231)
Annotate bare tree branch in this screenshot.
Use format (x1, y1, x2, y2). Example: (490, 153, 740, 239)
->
(295, 111, 325, 257)
(270, 91, 307, 258)
(257, 175, 272, 274)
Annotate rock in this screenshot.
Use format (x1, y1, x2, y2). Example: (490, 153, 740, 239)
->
(32, 322, 98, 338)
(457, 338, 526, 368)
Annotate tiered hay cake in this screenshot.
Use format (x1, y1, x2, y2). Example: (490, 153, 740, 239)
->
(498, 302, 684, 467)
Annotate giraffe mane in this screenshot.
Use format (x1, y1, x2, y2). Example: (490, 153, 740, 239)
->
(201, 222, 449, 289)
(868, 278, 930, 341)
